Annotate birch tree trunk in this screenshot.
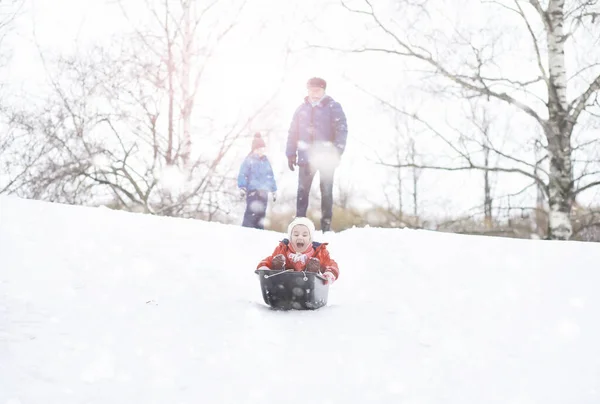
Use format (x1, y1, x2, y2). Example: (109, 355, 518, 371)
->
(545, 0, 574, 239)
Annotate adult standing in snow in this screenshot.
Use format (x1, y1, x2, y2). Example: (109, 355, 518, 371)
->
(237, 133, 277, 229)
(286, 77, 348, 232)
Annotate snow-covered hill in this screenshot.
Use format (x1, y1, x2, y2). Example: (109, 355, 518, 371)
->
(1, 196, 599, 404)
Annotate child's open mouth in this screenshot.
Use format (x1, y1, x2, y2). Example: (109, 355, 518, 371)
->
(296, 241, 305, 249)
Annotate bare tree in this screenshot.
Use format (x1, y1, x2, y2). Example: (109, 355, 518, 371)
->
(408, 137, 421, 226)
(0, 111, 58, 196)
(483, 132, 493, 228)
(316, 0, 600, 239)
(379, 117, 407, 222)
(30, 47, 276, 216)
(0, 0, 23, 103)
(367, 113, 422, 227)
(0, 0, 22, 68)
(0, 0, 28, 195)
(463, 101, 499, 229)
(367, 90, 550, 232)
(335, 175, 354, 210)
(7, 0, 280, 217)
(117, 0, 247, 169)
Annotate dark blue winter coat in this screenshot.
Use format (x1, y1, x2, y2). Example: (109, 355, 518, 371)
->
(286, 95, 348, 166)
(237, 153, 277, 192)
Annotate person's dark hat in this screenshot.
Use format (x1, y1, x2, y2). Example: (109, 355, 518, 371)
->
(251, 132, 266, 151)
(307, 77, 326, 89)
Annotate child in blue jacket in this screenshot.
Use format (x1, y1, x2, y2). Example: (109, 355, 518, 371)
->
(237, 133, 277, 229)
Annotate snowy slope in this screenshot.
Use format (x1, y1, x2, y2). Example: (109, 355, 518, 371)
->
(1, 196, 599, 404)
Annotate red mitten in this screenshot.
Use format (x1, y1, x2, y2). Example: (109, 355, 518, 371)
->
(271, 254, 285, 270)
(322, 271, 336, 285)
(306, 257, 320, 273)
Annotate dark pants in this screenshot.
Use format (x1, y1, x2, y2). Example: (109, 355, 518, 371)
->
(242, 190, 268, 229)
(296, 163, 335, 231)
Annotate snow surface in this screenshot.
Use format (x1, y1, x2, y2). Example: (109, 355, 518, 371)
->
(1, 195, 599, 404)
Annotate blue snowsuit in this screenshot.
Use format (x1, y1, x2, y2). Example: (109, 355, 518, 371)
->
(237, 153, 277, 229)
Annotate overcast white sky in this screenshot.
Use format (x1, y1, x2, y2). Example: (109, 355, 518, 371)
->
(4, 0, 599, 222)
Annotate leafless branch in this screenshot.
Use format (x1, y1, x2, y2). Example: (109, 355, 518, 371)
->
(569, 74, 600, 124)
(379, 160, 546, 190)
(352, 80, 548, 193)
(574, 179, 600, 196)
(513, 0, 549, 85)
(315, 0, 548, 126)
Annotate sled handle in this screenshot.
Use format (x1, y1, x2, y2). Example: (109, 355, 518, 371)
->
(254, 269, 328, 283)
(259, 269, 293, 279)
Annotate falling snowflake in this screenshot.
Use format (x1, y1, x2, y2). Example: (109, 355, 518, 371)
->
(557, 319, 581, 340)
(569, 297, 585, 309)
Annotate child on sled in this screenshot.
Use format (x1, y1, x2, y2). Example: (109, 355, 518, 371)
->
(256, 217, 339, 284)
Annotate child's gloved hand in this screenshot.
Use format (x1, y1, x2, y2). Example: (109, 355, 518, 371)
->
(306, 257, 320, 273)
(322, 271, 336, 285)
(271, 254, 285, 270)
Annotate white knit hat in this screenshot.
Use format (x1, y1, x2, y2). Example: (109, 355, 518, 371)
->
(287, 217, 315, 240)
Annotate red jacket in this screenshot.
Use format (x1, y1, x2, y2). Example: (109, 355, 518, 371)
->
(257, 239, 339, 280)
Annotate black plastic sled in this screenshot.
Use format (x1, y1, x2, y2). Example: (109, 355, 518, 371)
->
(254, 269, 329, 310)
